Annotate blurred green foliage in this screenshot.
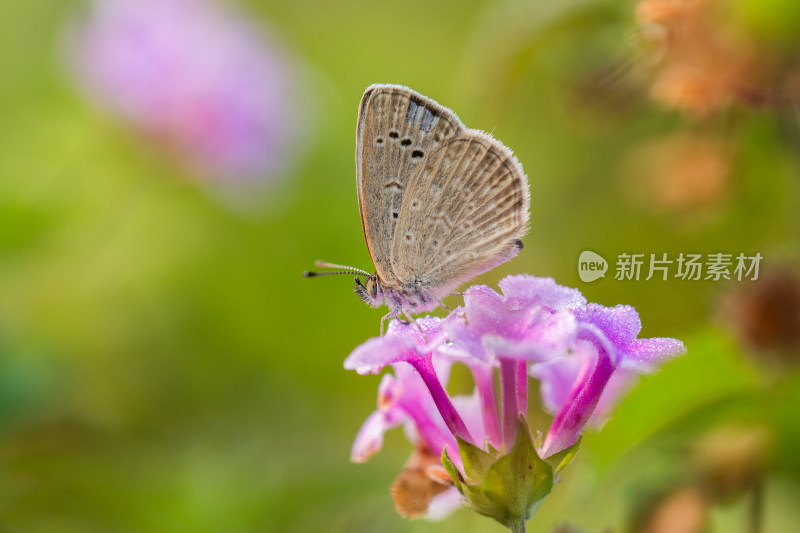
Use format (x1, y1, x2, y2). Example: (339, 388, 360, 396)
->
(0, 0, 799, 532)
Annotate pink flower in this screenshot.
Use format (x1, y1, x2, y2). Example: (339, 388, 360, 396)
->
(538, 304, 685, 457)
(345, 275, 685, 527)
(345, 317, 487, 519)
(345, 317, 480, 452)
(65, 0, 308, 182)
(447, 277, 585, 446)
(349, 359, 456, 465)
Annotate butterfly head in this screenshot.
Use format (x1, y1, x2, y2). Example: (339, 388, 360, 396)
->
(355, 275, 383, 308)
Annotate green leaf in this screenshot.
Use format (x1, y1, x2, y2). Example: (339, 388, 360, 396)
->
(545, 435, 582, 475)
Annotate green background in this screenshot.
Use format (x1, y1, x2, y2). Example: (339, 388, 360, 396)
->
(1, 0, 799, 531)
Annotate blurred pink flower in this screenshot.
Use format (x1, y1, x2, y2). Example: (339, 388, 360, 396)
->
(65, 0, 308, 182)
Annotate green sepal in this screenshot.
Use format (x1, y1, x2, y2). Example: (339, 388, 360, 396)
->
(457, 436, 496, 482)
(533, 431, 543, 450)
(545, 435, 582, 475)
(441, 446, 464, 488)
(482, 417, 554, 524)
(487, 441, 500, 456)
(443, 444, 518, 527)
(444, 417, 557, 530)
(460, 480, 508, 522)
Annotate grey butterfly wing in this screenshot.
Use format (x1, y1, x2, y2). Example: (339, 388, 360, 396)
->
(356, 84, 464, 283)
(390, 129, 530, 297)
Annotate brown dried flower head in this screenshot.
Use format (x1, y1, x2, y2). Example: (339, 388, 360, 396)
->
(390, 443, 452, 519)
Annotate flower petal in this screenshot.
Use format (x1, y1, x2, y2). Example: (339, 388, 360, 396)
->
(425, 487, 464, 521)
(462, 284, 522, 336)
(343, 335, 418, 374)
(588, 369, 639, 428)
(622, 337, 686, 372)
(576, 322, 620, 365)
(574, 303, 642, 349)
(499, 275, 587, 310)
(527, 309, 578, 353)
(450, 390, 486, 448)
(482, 334, 564, 363)
(529, 351, 588, 415)
(351, 410, 396, 463)
(444, 321, 488, 362)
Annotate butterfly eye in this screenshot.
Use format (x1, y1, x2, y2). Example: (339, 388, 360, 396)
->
(366, 279, 378, 299)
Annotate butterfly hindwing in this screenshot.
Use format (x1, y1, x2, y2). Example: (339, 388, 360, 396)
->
(391, 130, 529, 296)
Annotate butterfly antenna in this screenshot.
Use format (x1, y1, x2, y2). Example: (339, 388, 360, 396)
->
(303, 270, 365, 278)
(313, 260, 371, 274)
(303, 260, 371, 278)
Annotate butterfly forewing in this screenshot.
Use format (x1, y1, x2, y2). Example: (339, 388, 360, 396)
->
(356, 85, 464, 284)
(391, 130, 529, 296)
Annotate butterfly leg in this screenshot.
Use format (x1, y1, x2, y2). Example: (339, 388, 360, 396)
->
(380, 311, 399, 336)
(446, 292, 468, 312)
(432, 295, 452, 312)
(441, 294, 466, 318)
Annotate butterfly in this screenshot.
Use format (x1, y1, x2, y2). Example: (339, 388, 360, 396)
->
(305, 84, 530, 330)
